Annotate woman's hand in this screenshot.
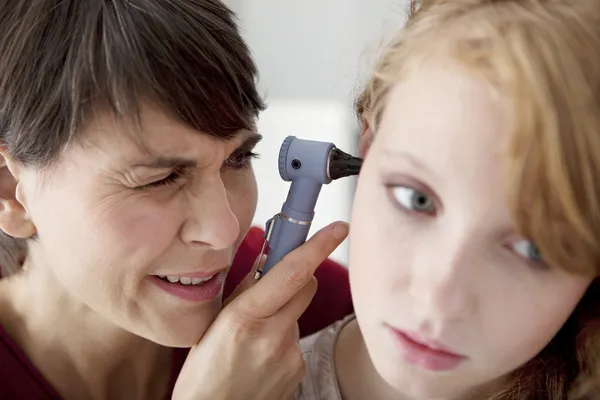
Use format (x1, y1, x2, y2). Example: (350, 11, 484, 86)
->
(172, 221, 349, 400)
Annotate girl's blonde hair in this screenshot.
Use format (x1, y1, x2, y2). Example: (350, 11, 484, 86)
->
(359, 0, 600, 398)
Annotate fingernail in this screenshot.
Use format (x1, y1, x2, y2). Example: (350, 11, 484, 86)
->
(333, 222, 349, 240)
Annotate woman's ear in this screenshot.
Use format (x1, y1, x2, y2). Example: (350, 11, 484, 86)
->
(358, 116, 374, 159)
(0, 149, 36, 239)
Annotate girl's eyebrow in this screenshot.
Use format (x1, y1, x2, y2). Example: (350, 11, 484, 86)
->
(381, 148, 439, 181)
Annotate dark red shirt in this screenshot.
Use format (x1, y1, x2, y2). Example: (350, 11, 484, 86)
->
(0, 227, 353, 399)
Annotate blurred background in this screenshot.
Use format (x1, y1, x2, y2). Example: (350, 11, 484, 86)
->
(224, 0, 410, 264)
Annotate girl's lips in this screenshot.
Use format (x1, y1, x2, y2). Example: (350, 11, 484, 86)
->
(401, 330, 463, 356)
(387, 326, 468, 371)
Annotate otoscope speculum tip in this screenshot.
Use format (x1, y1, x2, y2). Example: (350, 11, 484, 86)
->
(328, 147, 363, 180)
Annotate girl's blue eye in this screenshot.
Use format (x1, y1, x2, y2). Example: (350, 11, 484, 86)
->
(512, 239, 542, 262)
(392, 186, 435, 214)
(511, 239, 546, 269)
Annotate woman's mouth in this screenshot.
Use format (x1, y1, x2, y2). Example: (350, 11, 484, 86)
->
(148, 270, 225, 302)
(157, 275, 214, 285)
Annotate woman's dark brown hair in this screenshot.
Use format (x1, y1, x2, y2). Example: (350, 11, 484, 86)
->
(0, 0, 266, 275)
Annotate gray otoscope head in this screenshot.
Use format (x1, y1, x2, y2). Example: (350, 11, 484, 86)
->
(279, 135, 363, 184)
(257, 136, 363, 278)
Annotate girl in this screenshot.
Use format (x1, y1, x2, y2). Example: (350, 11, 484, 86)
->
(296, 0, 600, 399)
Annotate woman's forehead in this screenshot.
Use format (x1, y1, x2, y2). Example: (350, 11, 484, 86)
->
(72, 105, 257, 167)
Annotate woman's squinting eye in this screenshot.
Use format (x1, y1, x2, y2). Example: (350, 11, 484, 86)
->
(137, 151, 259, 190)
(391, 186, 436, 214)
(510, 239, 547, 269)
(223, 151, 259, 170)
(137, 167, 190, 190)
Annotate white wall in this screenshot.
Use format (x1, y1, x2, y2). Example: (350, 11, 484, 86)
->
(224, 1, 410, 264)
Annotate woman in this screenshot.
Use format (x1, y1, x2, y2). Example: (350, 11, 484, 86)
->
(0, 0, 352, 399)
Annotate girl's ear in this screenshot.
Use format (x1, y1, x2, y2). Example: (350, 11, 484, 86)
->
(358, 116, 374, 159)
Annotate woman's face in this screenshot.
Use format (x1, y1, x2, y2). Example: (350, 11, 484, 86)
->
(13, 104, 259, 346)
(349, 66, 593, 398)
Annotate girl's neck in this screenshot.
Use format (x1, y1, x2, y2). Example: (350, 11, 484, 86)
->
(334, 319, 500, 400)
(334, 319, 403, 400)
(0, 263, 173, 400)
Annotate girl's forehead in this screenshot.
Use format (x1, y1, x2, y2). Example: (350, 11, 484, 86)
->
(378, 67, 508, 149)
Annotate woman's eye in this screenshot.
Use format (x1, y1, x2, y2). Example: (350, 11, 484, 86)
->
(391, 186, 436, 214)
(510, 239, 547, 269)
(137, 169, 186, 190)
(224, 151, 259, 170)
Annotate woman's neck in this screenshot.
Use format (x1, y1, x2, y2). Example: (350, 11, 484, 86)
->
(334, 319, 500, 400)
(0, 264, 173, 400)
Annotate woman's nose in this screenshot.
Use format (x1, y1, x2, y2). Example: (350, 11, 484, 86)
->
(179, 175, 240, 250)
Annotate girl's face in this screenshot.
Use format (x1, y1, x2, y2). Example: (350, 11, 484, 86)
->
(349, 66, 592, 398)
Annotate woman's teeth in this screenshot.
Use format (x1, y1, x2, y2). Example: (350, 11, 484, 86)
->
(157, 275, 214, 285)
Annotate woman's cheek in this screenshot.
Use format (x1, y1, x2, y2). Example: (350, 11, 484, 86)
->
(225, 169, 258, 239)
(102, 199, 182, 261)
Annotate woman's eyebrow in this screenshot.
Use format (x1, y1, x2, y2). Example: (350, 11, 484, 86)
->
(129, 132, 263, 169)
(234, 132, 263, 153)
(131, 157, 197, 169)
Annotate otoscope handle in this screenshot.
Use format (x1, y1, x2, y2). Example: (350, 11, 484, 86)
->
(261, 214, 312, 274)
(260, 178, 321, 275)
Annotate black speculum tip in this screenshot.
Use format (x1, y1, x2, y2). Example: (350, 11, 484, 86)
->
(329, 148, 363, 180)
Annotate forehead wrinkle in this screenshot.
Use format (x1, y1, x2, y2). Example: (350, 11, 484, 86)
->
(71, 104, 260, 175)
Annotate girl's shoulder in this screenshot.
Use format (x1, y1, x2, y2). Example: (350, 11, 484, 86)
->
(294, 314, 356, 400)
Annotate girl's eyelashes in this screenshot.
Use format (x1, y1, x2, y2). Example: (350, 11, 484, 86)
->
(507, 239, 549, 271)
(388, 184, 437, 215)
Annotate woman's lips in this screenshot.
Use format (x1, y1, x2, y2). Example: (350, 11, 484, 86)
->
(387, 326, 468, 371)
(147, 271, 225, 302)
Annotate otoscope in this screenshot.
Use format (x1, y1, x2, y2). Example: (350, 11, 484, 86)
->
(254, 135, 363, 279)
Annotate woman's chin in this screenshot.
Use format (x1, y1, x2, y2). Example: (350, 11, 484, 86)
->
(134, 308, 220, 348)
